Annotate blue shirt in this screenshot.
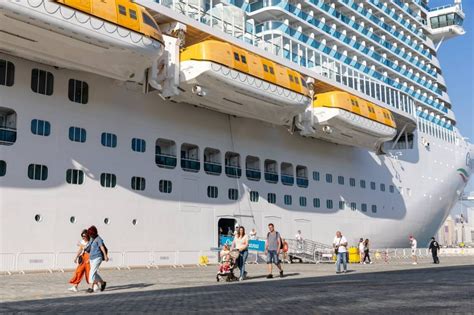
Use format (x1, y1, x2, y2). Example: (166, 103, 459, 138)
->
(89, 236, 104, 260)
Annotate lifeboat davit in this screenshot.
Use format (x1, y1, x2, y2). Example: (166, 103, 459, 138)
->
(297, 92, 397, 151)
(171, 40, 312, 126)
(0, 0, 164, 82)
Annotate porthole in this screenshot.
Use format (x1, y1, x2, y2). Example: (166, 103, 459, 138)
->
(70, 216, 76, 224)
(104, 218, 110, 225)
(34, 214, 42, 222)
(132, 219, 137, 226)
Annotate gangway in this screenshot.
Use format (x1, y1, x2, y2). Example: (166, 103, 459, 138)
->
(286, 239, 333, 263)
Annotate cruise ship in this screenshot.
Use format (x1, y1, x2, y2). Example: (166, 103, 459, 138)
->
(0, 0, 472, 272)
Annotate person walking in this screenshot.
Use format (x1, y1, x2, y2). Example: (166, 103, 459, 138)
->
(265, 223, 284, 279)
(295, 230, 304, 253)
(333, 231, 348, 273)
(363, 238, 372, 264)
(429, 237, 440, 264)
(249, 228, 257, 240)
(358, 238, 364, 264)
(68, 229, 91, 292)
(232, 226, 249, 281)
(409, 235, 418, 265)
(87, 226, 109, 293)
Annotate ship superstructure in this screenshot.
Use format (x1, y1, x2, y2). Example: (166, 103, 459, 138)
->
(0, 0, 472, 272)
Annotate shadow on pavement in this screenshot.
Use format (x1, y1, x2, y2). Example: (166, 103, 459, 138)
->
(104, 283, 155, 292)
(1, 265, 473, 314)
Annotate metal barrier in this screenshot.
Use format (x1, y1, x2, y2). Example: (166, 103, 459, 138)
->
(286, 239, 333, 263)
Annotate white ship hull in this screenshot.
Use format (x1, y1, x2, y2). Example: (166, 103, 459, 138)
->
(0, 54, 471, 271)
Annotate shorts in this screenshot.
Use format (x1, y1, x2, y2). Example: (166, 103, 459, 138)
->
(266, 250, 280, 264)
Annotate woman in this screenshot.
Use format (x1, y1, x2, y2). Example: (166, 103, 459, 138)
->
(87, 225, 109, 293)
(68, 229, 91, 292)
(363, 238, 372, 264)
(358, 238, 365, 264)
(232, 226, 249, 281)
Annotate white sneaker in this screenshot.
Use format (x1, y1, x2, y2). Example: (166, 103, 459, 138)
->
(93, 284, 100, 292)
(68, 286, 78, 292)
(412, 262, 418, 265)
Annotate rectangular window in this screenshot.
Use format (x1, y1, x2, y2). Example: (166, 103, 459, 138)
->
(129, 9, 137, 19)
(131, 176, 146, 191)
(228, 188, 239, 200)
(267, 193, 276, 204)
(349, 178, 356, 187)
(361, 203, 367, 212)
(250, 191, 259, 202)
(69, 127, 86, 143)
(313, 171, 320, 181)
(159, 180, 172, 193)
(31, 69, 54, 95)
(289, 74, 294, 82)
(118, 5, 126, 15)
(371, 205, 377, 213)
(0, 160, 6, 177)
(101, 132, 117, 148)
(0, 59, 15, 87)
(380, 183, 386, 192)
(263, 64, 268, 72)
(234, 52, 240, 61)
(389, 185, 395, 193)
(339, 201, 345, 210)
(338, 176, 344, 185)
(350, 202, 356, 211)
(313, 198, 320, 208)
(269, 67, 275, 75)
(326, 199, 333, 209)
(370, 181, 376, 190)
(28, 164, 48, 181)
(284, 194, 292, 205)
(66, 169, 84, 185)
(207, 186, 218, 198)
(326, 173, 333, 183)
(241, 55, 247, 64)
(68, 79, 89, 104)
(360, 180, 366, 188)
(31, 119, 51, 136)
(299, 196, 307, 207)
(131, 138, 146, 153)
(100, 173, 116, 188)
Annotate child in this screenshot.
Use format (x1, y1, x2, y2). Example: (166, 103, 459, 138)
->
(219, 245, 231, 273)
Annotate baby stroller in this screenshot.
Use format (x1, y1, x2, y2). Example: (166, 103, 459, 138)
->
(216, 249, 239, 282)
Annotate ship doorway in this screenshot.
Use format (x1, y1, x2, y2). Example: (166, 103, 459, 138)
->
(218, 218, 236, 246)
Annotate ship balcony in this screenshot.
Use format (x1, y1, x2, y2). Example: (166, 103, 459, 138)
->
(296, 177, 309, 188)
(428, 4, 465, 43)
(0, 126, 16, 145)
(225, 152, 241, 178)
(181, 158, 200, 172)
(155, 153, 177, 169)
(281, 174, 295, 186)
(264, 171, 279, 184)
(225, 165, 242, 178)
(246, 168, 262, 181)
(204, 161, 222, 175)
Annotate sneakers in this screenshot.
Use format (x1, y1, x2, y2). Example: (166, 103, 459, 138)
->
(266, 274, 273, 279)
(243, 271, 248, 278)
(239, 277, 243, 282)
(101, 282, 107, 292)
(86, 288, 94, 293)
(93, 284, 99, 292)
(412, 262, 418, 265)
(342, 270, 347, 273)
(68, 286, 78, 292)
(279, 270, 284, 278)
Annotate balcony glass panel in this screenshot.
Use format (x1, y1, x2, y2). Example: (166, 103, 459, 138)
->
(156, 154, 177, 168)
(0, 127, 16, 145)
(297, 177, 309, 188)
(264, 172, 278, 183)
(204, 162, 222, 175)
(246, 168, 261, 181)
(281, 175, 294, 186)
(225, 165, 242, 178)
(181, 158, 200, 172)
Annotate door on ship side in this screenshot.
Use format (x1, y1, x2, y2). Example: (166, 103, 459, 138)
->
(218, 218, 236, 246)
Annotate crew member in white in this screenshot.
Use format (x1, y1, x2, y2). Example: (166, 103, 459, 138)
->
(333, 231, 348, 273)
(409, 235, 418, 265)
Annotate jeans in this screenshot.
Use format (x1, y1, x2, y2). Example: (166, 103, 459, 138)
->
(336, 252, 347, 272)
(237, 250, 248, 278)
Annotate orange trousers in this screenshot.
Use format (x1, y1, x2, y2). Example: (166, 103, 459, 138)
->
(69, 253, 90, 285)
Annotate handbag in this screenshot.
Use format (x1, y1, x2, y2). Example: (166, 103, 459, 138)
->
(334, 237, 342, 255)
(77, 255, 84, 265)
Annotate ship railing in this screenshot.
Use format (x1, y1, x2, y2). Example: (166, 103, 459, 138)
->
(181, 157, 200, 171)
(155, 153, 177, 168)
(204, 161, 222, 175)
(225, 165, 242, 178)
(264, 171, 278, 183)
(246, 167, 262, 181)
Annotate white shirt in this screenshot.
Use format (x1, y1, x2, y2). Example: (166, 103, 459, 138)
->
(249, 231, 257, 240)
(359, 242, 365, 252)
(296, 233, 303, 241)
(333, 236, 348, 253)
(233, 235, 249, 251)
(411, 238, 417, 249)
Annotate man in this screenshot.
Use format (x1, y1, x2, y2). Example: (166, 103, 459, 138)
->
(295, 230, 304, 251)
(429, 237, 440, 264)
(333, 231, 348, 274)
(265, 223, 284, 279)
(409, 235, 418, 265)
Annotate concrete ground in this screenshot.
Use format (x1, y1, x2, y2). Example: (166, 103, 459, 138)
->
(0, 257, 473, 314)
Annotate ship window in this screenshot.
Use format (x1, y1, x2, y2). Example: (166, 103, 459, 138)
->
(28, 164, 48, 181)
(268, 193, 276, 204)
(339, 201, 345, 210)
(159, 180, 172, 193)
(101, 132, 117, 148)
(225, 152, 241, 178)
(118, 5, 126, 16)
(288, 74, 294, 82)
(380, 183, 386, 192)
(389, 185, 395, 193)
(31, 69, 54, 95)
(269, 67, 275, 75)
(31, 119, 51, 136)
(100, 173, 116, 188)
(234, 52, 240, 62)
(204, 148, 221, 175)
(207, 186, 218, 199)
(142, 12, 158, 30)
(181, 143, 200, 172)
(301, 79, 307, 87)
(350, 202, 357, 211)
(250, 191, 259, 202)
(294, 77, 299, 85)
(246, 156, 260, 181)
(0, 59, 14, 87)
(371, 205, 377, 213)
(263, 64, 268, 72)
(132, 138, 146, 153)
(240, 55, 247, 64)
(68, 79, 88, 104)
(228, 188, 239, 200)
(338, 176, 344, 185)
(361, 203, 367, 212)
(66, 169, 84, 185)
(326, 173, 332, 183)
(131, 176, 146, 191)
(360, 180, 366, 188)
(129, 9, 137, 20)
(0, 160, 6, 177)
(370, 181, 376, 190)
(313, 171, 320, 181)
(284, 194, 292, 205)
(349, 178, 356, 187)
(156, 139, 177, 169)
(313, 198, 320, 208)
(69, 127, 86, 143)
(299, 196, 307, 207)
(326, 199, 333, 209)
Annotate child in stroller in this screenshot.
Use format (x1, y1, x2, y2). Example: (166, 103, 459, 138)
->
(216, 245, 239, 282)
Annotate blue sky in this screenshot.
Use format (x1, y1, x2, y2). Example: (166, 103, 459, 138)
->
(428, 0, 474, 211)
